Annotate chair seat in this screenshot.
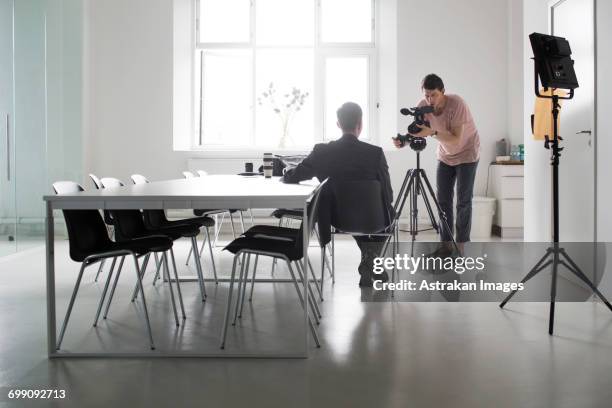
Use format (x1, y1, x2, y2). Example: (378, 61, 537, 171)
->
(271, 209, 303, 219)
(163, 216, 215, 228)
(72, 236, 173, 262)
(224, 237, 302, 261)
(153, 224, 201, 239)
(193, 209, 240, 216)
(242, 225, 298, 241)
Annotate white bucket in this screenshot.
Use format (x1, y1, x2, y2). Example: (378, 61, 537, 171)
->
(471, 196, 496, 238)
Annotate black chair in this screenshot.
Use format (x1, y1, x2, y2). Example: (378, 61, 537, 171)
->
(329, 179, 394, 283)
(219, 179, 329, 349)
(99, 177, 207, 306)
(52, 181, 174, 350)
(130, 174, 218, 284)
(88, 173, 115, 282)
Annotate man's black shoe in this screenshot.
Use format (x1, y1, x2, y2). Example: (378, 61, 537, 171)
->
(373, 271, 389, 283)
(359, 274, 373, 287)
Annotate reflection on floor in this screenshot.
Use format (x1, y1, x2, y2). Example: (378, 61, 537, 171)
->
(1, 233, 612, 407)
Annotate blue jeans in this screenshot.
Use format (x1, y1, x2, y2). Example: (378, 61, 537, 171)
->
(436, 160, 478, 243)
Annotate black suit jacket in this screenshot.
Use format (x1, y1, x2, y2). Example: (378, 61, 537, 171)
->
(282, 134, 394, 240)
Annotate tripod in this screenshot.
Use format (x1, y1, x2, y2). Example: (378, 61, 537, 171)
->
(499, 66, 612, 334)
(380, 149, 458, 265)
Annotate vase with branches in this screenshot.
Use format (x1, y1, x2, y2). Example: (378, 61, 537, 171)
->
(258, 82, 309, 149)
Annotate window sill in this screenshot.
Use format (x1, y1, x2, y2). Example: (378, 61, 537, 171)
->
(176, 147, 313, 159)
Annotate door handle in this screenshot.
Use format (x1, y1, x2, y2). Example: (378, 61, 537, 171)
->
(5, 114, 9, 181)
(575, 130, 592, 135)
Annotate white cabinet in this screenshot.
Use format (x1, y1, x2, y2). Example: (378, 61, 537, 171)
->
(489, 164, 524, 238)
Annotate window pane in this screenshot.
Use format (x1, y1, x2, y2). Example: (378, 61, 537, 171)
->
(200, 0, 250, 43)
(255, 50, 314, 148)
(201, 51, 252, 146)
(321, 0, 372, 43)
(256, 0, 314, 46)
(325, 57, 369, 140)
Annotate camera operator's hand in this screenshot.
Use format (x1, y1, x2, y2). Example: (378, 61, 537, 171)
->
(412, 123, 433, 138)
(392, 138, 404, 149)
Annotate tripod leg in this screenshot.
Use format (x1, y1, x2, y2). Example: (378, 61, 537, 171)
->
(549, 253, 559, 335)
(420, 170, 458, 251)
(559, 254, 612, 312)
(419, 175, 440, 233)
(499, 250, 553, 308)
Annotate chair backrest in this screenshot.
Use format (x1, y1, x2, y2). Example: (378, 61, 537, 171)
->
(100, 177, 123, 189)
(88, 174, 114, 226)
(183, 171, 196, 179)
(128, 174, 167, 228)
(89, 174, 103, 190)
(97, 178, 149, 240)
(196, 170, 208, 177)
(53, 181, 112, 262)
(294, 179, 329, 252)
(329, 179, 389, 235)
(131, 174, 150, 184)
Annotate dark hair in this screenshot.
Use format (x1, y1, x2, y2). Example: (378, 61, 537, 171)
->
(421, 74, 445, 91)
(336, 102, 362, 132)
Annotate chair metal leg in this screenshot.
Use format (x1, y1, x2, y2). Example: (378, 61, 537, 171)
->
(169, 248, 186, 319)
(94, 259, 106, 282)
(287, 261, 321, 347)
(248, 254, 259, 301)
(331, 233, 336, 284)
(56, 262, 88, 350)
(93, 257, 117, 327)
(191, 236, 207, 301)
(307, 258, 324, 302)
(220, 254, 242, 349)
(248, 208, 254, 225)
(131, 254, 155, 350)
(271, 218, 283, 276)
(131, 253, 151, 302)
(185, 244, 193, 266)
(238, 253, 254, 318)
(162, 251, 179, 327)
(213, 212, 226, 247)
(233, 254, 250, 324)
(153, 252, 163, 285)
(229, 212, 238, 239)
(204, 227, 218, 284)
(296, 262, 321, 323)
(103, 256, 125, 319)
(320, 246, 326, 297)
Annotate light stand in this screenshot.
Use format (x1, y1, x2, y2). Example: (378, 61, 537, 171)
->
(499, 34, 612, 334)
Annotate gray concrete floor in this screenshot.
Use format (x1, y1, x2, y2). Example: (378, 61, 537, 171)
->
(1, 233, 612, 407)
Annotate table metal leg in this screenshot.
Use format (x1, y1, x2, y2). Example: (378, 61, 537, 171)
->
(46, 201, 57, 356)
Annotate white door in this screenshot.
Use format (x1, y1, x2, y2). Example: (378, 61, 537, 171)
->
(550, 0, 595, 242)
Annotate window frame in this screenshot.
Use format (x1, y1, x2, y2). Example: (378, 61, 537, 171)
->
(193, 0, 378, 152)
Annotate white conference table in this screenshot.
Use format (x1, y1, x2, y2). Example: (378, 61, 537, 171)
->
(43, 175, 318, 358)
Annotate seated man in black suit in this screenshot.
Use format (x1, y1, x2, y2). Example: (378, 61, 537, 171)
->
(282, 102, 393, 287)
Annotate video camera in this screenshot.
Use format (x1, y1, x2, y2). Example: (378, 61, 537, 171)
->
(394, 105, 434, 151)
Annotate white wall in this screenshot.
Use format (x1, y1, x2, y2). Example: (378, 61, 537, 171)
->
(84, 0, 190, 184)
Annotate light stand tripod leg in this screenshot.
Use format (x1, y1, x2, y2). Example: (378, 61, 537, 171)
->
(559, 253, 612, 311)
(549, 253, 559, 335)
(499, 249, 553, 308)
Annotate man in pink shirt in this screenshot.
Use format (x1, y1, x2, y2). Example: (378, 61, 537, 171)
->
(394, 74, 480, 254)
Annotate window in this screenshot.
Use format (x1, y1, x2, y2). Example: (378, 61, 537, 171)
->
(195, 0, 376, 150)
